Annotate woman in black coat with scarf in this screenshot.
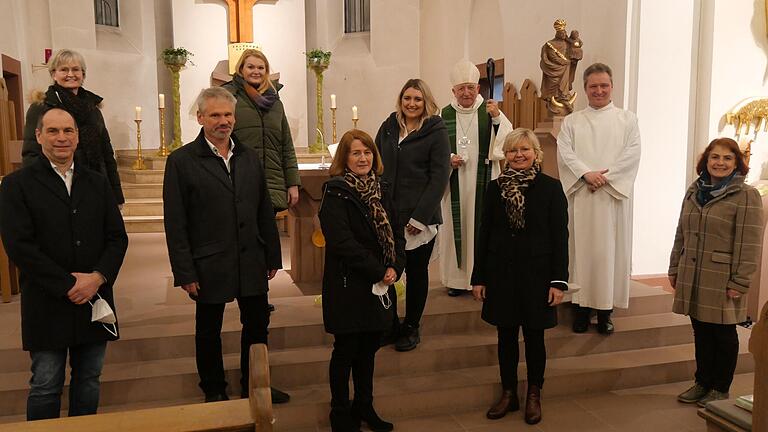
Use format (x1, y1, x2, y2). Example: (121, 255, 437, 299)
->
(21, 49, 124, 205)
(471, 128, 568, 426)
(320, 130, 405, 432)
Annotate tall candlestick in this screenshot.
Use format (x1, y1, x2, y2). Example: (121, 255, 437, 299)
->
(352, 105, 358, 120)
(132, 119, 147, 170)
(157, 107, 169, 157)
(331, 107, 337, 143)
(330, 94, 336, 109)
(158, 94, 165, 109)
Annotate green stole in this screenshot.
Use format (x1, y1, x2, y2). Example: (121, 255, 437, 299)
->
(441, 103, 491, 268)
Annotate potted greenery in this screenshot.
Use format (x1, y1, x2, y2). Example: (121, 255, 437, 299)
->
(305, 49, 331, 70)
(162, 47, 194, 67)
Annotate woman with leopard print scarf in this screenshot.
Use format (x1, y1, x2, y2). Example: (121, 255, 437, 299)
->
(470, 128, 569, 426)
(319, 130, 405, 432)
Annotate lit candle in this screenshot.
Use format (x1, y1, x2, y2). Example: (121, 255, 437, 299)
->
(352, 105, 358, 120)
(158, 94, 165, 109)
(135, 106, 142, 121)
(330, 94, 336, 109)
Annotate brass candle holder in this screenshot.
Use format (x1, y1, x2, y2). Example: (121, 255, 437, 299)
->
(330, 107, 337, 143)
(132, 119, 147, 170)
(157, 107, 169, 157)
(352, 118, 358, 129)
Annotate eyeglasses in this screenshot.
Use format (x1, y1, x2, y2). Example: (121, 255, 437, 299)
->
(505, 148, 532, 154)
(55, 67, 83, 75)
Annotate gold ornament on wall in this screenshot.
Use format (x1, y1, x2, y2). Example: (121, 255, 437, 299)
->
(724, 96, 768, 167)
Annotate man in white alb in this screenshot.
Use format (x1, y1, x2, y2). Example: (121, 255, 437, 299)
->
(556, 62, 641, 334)
(438, 60, 514, 297)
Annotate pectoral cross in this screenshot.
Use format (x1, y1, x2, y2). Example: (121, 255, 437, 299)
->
(224, 0, 259, 43)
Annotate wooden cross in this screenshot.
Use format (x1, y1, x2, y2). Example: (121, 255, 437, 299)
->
(224, 0, 259, 43)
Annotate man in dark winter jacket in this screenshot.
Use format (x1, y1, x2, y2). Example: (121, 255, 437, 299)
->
(163, 87, 289, 404)
(0, 107, 128, 421)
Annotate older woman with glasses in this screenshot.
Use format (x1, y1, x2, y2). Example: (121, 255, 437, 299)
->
(471, 128, 568, 425)
(22, 49, 124, 205)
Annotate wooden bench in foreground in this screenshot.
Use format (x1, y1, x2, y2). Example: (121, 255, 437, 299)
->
(0, 344, 275, 432)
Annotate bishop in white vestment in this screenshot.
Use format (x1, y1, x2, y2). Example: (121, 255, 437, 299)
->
(438, 60, 514, 295)
(556, 63, 641, 334)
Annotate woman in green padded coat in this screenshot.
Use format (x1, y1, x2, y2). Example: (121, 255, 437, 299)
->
(223, 49, 301, 212)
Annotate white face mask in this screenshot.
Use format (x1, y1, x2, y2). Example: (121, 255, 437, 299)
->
(89, 294, 118, 337)
(372, 282, 392, 309)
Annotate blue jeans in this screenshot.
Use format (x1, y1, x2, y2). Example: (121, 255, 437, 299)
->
(27, 341, 107, 420)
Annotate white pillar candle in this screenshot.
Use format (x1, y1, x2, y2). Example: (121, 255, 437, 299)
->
(158, 94, 165, 109)
(330, 94, 336, 109)
(135, 106, 142, 121)
(352, 105, 358, 120)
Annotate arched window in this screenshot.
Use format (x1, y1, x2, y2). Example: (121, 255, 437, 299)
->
(344, 0, 369, 33)
(95, 0, 119, 27)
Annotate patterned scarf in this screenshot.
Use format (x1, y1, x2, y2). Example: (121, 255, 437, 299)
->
(343, 170, 396, 264)
(242, 79, 278, 111)
(50, 83, 104, 170)
(496, 162, 541, 231)
(696, 171, 736, 206)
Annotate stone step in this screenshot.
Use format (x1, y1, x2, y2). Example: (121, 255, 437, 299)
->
(123, 215, 164, 233)
(0, 284, 673, 373)
(0, 329, 752, 423)
(270, 331, 754, 430)
(118, 168, 165, 184)
(122, 198, 164, 216)
(116, 151, 168, 170)
(121, 183, 163, 199)
(0, 311, 697, 416)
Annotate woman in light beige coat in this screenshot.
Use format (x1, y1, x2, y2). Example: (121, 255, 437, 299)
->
(669, 137, 763, 407)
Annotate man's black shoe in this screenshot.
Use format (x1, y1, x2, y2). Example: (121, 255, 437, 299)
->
(204, 392, 229, 402)
(572, 320, 589, 333)
(447, 288, 466, 297)
(597, 319, 614, 335)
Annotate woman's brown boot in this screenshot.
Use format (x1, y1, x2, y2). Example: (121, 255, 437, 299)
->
(524, 384, 542, 425)
(486, 389, 519, 419)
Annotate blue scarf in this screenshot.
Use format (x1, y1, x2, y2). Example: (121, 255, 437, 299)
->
(696, 171, 736, 205)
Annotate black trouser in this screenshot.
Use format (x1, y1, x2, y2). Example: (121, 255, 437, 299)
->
(574, 305, 613, 321)
(329, 331, 382, 407)
(497, 325, 546, 390)
(195, 294, 270, 395)
(691, 318, 739, 393)
(389, 238, 435, 328)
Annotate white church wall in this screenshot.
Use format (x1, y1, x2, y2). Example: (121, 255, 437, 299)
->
(0, 0, 26, 66)
(0, 0, 54, 107)
(171, 0, 308, 149)
(496, 0, 630, 111)
(631, 0, 695, 276)
(2, 0, 161, 150)
(695, 0, 768, 183)
(419, 0, 473, 109)
(305, 0, 420, 142)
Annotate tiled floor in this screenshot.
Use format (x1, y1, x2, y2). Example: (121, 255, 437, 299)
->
(309, 373, 753, 432)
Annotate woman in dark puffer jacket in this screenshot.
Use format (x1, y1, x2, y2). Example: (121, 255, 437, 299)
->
(222, 49, 300, 212)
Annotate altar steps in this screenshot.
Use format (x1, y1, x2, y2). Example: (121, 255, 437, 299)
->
(116, 149, 166, 233)
(0, 282, 755, 428)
